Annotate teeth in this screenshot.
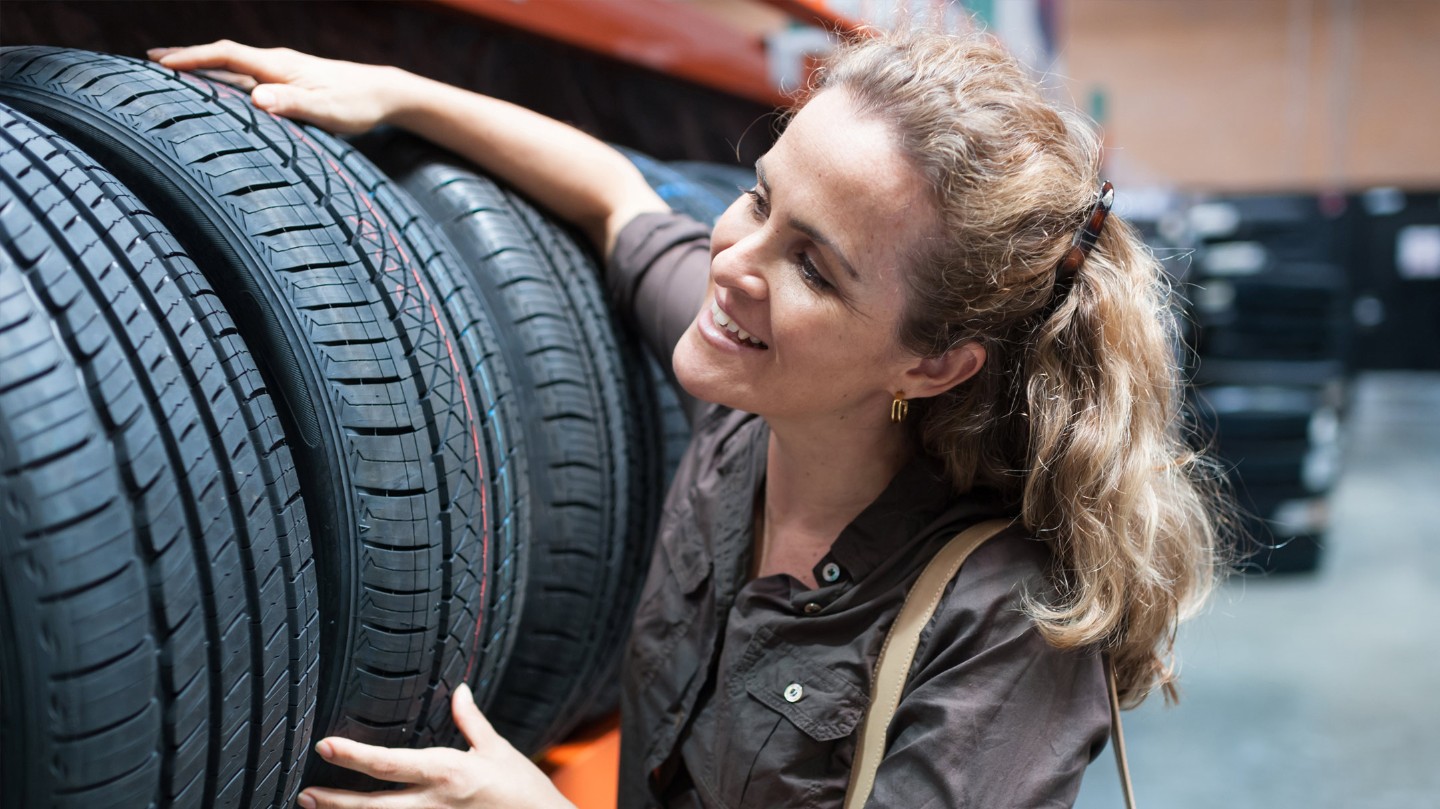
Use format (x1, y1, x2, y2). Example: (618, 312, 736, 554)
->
(711, 300, 766, 348)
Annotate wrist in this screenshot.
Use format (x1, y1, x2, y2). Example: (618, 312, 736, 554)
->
(375, 66, 431, 127)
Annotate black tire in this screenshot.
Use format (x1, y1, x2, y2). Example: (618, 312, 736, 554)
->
(616, 145, 734, 226)
(362, 133, 666, 753)
(669, 160, 752, 211)
(293, 128, 531, 754)
(0, 104, 317, 808)
(0, 48, 526, 781)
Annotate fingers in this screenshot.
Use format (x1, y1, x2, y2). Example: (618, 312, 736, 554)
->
(298, 785, 428, 809)
(249, 84, 373, 134)
(250, 83, 317, 120)
(191, 69, 259, 92)
(312, 736, 442, 785)
(295, 786, 368, 809)
(148, 40, 292, 83)
(451, 682, 501, 752)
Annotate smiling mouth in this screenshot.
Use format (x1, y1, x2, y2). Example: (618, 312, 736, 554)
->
(711, 301, 768, 349)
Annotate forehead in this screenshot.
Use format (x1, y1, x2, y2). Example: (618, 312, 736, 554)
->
(766, 90, 937, 278)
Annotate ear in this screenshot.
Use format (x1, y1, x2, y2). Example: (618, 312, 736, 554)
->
(898, 341, 986, 400)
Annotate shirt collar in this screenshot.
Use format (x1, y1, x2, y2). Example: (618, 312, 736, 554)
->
(822, 450, 962, 582)
(713, 410, 999, 586)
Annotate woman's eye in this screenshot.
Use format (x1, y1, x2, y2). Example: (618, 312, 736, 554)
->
(798, 253, 832, 291)
(744, 186, 769, 220)
(741, 186, 829, 292)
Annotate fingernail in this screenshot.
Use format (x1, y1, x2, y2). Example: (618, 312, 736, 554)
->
(252, 86, 275, 107)
(297, 792, 317, 809)
(315, 739, 333, 759)
(456, 682, 472, 700)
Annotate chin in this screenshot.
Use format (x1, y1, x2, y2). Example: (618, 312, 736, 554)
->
(672, 325, 747, 411)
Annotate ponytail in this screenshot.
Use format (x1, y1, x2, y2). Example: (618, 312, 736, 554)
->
(821, 27, 1229, 707)
(1020, 219, 1226, 706)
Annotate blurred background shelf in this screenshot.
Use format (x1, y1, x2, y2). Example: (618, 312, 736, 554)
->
(1076, 371, 1440, 808)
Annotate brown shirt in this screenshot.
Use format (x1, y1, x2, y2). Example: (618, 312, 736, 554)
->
(608, 213, 1110, 809)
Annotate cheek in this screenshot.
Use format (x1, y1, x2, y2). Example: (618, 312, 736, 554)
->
(770, 291, 904, 369)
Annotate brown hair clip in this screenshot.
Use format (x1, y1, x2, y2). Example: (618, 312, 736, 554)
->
(1055, 181, 1115, 288)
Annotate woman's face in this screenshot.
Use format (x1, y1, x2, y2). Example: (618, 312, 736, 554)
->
(672, 89, 940, 425)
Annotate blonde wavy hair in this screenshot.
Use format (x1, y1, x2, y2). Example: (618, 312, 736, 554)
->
(814, 29, 1228, 707)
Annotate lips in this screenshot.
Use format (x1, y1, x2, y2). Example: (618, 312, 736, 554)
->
(708, 300, 767, 349)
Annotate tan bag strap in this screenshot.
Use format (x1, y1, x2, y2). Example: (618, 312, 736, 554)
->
(1106, 655, 1137, 809)
(842, 518, 1137, 809)
(842, 518, 1010, 809)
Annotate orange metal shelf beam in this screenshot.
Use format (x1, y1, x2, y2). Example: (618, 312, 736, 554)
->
(758, 0, 864, 35)
(431, 0, 789, 106)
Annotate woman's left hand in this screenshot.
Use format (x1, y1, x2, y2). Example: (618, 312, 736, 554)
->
(297, 684, 575, 809)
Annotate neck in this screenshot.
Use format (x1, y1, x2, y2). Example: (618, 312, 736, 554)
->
(762, 413, 914, 538)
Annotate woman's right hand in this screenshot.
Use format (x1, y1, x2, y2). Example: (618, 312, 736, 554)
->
(148, 41, 410, 134)
(149, 40, 668, 257)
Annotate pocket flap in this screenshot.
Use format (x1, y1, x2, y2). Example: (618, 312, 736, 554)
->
(741, 629, 867, 742)
(659, 502, 711, 594)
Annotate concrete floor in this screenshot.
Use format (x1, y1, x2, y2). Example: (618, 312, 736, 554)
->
(1075, 372, 1440, 809)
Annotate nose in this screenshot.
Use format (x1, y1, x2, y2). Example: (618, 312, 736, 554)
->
(710, 223, 771, 302)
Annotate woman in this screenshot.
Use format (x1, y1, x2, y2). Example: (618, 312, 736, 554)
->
(153, 26, 1223, 809)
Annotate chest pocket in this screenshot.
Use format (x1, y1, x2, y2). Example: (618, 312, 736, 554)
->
(721, 627, 868, 808)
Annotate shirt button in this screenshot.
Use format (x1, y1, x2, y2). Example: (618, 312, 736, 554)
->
(783, 682, 804, 703)
(821, 562, 842, 583)
(803, 602, 821, 615)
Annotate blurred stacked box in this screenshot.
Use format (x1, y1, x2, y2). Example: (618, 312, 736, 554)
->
(1187, 195, 1350, 573)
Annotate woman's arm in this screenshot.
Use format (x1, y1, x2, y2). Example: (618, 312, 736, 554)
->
(152, 41, 668, 256)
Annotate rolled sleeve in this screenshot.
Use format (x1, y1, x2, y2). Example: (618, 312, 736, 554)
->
(606, 211, 712, 370)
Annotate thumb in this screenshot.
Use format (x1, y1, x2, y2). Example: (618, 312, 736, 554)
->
(452, 683, 500, 752)
(250, 82, 318, 121)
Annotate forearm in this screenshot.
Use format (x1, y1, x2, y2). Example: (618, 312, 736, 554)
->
(383, 70, 668, 255)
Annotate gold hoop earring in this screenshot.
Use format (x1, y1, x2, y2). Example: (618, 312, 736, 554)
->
(890, 392, 908, 424)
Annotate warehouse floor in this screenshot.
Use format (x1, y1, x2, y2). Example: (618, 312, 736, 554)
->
(1074, 372, 1440, 809)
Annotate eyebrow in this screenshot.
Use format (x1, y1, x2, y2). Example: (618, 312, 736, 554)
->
(756, 159, 862, 282)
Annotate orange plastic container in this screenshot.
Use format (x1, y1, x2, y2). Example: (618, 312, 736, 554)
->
(539, 715, 622, 809)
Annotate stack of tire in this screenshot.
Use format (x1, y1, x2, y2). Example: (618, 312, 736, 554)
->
(0, 47, 729, 808)
(1186, 194, 1350, 573)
